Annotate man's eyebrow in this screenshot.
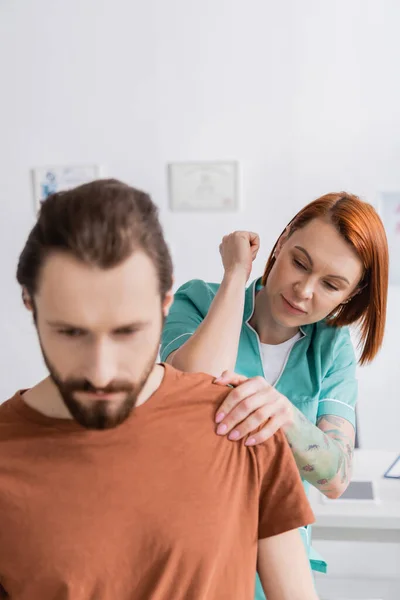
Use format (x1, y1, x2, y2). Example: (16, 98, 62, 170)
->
(112, 321, 150, 331)
(46, 320, 82, 328)
(46, 320, 150, 330)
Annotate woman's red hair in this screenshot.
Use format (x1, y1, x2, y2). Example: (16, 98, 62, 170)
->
(261, 192, 389, 365)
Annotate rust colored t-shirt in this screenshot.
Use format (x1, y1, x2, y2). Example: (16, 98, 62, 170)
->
(0, 365, 314, 600)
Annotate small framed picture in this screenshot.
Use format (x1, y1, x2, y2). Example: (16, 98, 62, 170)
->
(384, 454, 400, 479)
(379, 192, 400, 285)
(32, 164, 102, 212)
(168, 161, 239, 212)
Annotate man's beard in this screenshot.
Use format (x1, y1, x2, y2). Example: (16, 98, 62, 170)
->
(40, 344, 159, 431)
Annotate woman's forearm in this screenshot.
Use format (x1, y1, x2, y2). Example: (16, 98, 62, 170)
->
(169, 271, 247, 376)
(284, 407, 354, 498)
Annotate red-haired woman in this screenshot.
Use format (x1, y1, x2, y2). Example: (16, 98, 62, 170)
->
(160, 192, 389, 589)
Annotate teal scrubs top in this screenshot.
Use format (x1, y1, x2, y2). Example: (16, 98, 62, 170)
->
(160, 278, 358, 594)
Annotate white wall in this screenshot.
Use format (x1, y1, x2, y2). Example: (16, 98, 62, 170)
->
(0, 0, 399, 450)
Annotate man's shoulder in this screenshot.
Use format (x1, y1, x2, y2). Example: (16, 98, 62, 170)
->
(0, 394, 19, 416)
(162, 365, 231, 405)
(0, 393, 23, 437)
(160, 366, 289, 462)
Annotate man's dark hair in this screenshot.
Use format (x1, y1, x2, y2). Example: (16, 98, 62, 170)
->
(17, 178, 173, 299)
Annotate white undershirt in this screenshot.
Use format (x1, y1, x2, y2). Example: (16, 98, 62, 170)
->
(259, 332, 302, 385)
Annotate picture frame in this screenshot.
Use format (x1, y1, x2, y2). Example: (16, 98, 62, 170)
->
(168, 161, 239, 212)
(31, 164, 102, 213)
(383, 454, 400, 479)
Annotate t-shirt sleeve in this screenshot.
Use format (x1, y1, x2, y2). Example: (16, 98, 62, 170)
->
(317, 327, 358, 428)
(255, 430, 315, 539)
(160, 279, 208, 362)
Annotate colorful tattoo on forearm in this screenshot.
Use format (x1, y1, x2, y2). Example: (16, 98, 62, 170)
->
(284, 410, 354, 496)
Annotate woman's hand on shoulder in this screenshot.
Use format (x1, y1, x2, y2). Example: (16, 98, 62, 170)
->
(213, 371, 294, 446)
(220, 231, 260, 282)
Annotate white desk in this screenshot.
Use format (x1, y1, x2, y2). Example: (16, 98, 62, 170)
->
(309, 450, 400, 543)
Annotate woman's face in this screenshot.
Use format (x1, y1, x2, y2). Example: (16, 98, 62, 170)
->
(265, 218, 364, 327)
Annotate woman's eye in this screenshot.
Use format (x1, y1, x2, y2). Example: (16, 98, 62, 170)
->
(293, 259, 307, 270)
(324, 281, 339, 291)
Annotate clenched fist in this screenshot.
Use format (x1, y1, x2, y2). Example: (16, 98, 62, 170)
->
(219, 231, 260, 282)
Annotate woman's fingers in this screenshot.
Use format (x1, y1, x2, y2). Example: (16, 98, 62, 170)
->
(214, 375, 266, 424)
(244, 414, 284, 446)
(214, 370, 248, 387)
(224, 403, 277, 441)
(213, 373, 294, 445)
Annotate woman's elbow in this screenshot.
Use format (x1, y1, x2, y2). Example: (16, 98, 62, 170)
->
(323, 480, 350, 500)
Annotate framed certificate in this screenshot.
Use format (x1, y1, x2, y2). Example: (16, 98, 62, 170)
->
(168, 161, 239, 212)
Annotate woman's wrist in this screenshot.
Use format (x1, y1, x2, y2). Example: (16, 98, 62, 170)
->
(222, 267, 249, 287)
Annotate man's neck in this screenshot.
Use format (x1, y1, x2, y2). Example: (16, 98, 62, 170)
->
(135, 364, 165, 407)
(23, 378, 70, 419)
(22, 364, 165, 419)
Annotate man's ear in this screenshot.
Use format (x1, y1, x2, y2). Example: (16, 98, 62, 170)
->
(22, 288, 34, 312)
(162, 287, 174, 317)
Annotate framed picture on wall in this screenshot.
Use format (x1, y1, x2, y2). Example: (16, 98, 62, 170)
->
(168, 161, 239, 212)
(384, 454, 400, 479)
(379, 192, 400, 285)
(31, 164, 102, 213)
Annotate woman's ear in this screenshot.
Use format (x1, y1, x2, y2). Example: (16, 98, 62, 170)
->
(274, 226, 290, 259)
(342, 283, 366, 305)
